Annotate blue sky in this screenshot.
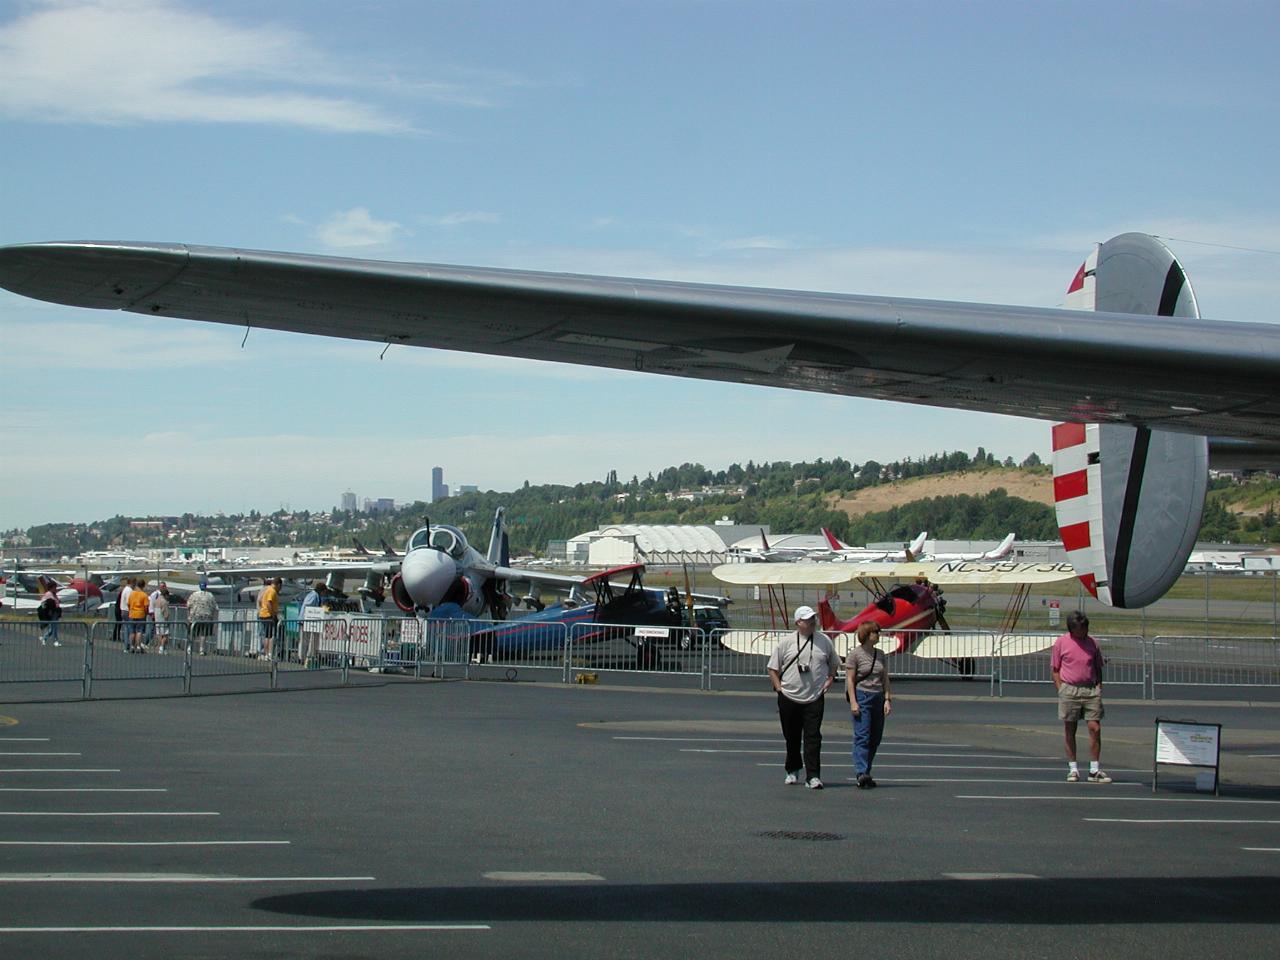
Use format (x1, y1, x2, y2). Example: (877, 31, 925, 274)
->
(2, 0, 1278, 529)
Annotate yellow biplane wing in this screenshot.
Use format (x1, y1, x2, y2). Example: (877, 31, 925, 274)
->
(712, 560, 1077, 587)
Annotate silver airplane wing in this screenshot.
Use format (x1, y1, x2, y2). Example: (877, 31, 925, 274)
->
(1, 241, 1278, 441)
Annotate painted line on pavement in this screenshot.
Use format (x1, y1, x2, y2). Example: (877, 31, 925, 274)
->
(0, 873, 373, 883)
(483, 871, 603, 882)
(0, 840, 290, 846)
(0, 811, 218, 817)
(862, 778, 1144, 785)
(0, 788, 166, 793)
(684, 749, 1054, 759)
(957, 795, 1280, 804)
(943, 873, 1039, 880)
(0, 753, 80, 756)
(0, 739, 49, 742)
(616, 737, 970, 747)
(1242, 847, 1280, 852)
(0, 925, 488, 933)
(0, 769, 119, 774)
(1085, 818, 1280, 824)
(759, 763, 1145, 772)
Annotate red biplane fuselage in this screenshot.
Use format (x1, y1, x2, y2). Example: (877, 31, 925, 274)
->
(818, 582, 942, 654)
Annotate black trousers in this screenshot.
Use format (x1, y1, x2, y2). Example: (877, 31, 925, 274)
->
(778, 692, 825, 779)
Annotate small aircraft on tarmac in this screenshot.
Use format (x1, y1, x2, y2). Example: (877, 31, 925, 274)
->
(711, 558, 1080, 669)
(819, 529, 928, 562)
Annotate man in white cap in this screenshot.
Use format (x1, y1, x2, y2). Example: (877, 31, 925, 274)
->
(767, 605, 840, 789)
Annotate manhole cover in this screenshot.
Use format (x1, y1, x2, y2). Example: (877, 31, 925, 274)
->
(756, 830, 845, 842)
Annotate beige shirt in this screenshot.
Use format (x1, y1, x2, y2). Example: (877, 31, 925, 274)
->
(844, 644, 888, 694)
(768, 630, 838, 704)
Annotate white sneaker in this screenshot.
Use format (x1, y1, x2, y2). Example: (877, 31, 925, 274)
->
(783, 772, 799, 785)
(1066, 769, 1080, 782)
(805, 777, 824, 790)
(1088, 770, 1112, 784)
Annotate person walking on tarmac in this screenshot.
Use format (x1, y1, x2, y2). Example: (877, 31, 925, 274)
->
(846, 621, 893, 789)
(767, 605, 839, 790)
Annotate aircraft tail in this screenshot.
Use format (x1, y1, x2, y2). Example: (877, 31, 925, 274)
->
(352, 538, 371, 556)
(906, 531, 928, 560)
(817, 596, 839, 632)
(821, 528, 845, 551)
(760, 529, 771, 551)
(983, 533, 1016, 560)
(487, 507, 506, 564)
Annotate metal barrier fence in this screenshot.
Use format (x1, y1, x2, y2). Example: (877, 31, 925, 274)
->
(1149, 635, 1280, 695)
(3, 613, 1278, 701)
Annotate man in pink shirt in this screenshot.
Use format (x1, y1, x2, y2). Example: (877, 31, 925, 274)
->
(1051, 611, 1111, 784)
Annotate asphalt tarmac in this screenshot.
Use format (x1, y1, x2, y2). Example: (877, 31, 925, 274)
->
(0, 677, 1277, 959)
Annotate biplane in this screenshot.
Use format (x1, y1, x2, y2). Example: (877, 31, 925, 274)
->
(710, 559, 1080, 667)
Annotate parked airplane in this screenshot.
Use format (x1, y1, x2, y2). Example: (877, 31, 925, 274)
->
(820, 529, 928, 562)
(4, 232, 1276, 608)
(918, 533, 1017, 563)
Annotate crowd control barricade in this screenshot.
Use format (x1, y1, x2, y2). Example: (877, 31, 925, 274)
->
(0, 618, 92, 692)
(447, 617, 569, 681)
(87, 619, 186, 690)
(707, 628, 786, 689)
(997, 633, 1148, 698)
(566, 621, 704, 684)
(1149, 635, 1280, 696)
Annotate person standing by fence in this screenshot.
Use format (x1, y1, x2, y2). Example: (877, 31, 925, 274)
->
(127, 578, 150, 653)
(846, 622, 892, 789)
(37, 577, 62, 646)
(767, 605, 839, 790)
(150, 582, 172, 654)
(257, 577, 281, 660)
(187, 579, 219, 656)
(1052, 611, 1111, 784)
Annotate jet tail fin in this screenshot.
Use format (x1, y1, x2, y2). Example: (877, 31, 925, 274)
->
(760, 529, 771, 550)
(908, 531, 928, 558)
(821, 528, 844, 551)
(983, 533, 1016, 560)
(487, 507, 506, 564)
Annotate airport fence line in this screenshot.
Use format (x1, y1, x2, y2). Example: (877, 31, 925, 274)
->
(1149, 635, 1280, 696)
(3, 614, 1279, 701)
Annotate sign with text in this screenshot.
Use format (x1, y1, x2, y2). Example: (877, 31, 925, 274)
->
(1153, 718, 1222, 795)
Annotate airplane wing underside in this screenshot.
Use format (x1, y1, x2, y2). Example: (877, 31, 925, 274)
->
(1, 241, 1278, 440)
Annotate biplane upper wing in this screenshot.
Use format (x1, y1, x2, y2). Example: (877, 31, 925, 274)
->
(712, 559, 1078, 587)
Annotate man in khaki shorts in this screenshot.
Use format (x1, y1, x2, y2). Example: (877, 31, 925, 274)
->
(1051, 611, 1110, 783)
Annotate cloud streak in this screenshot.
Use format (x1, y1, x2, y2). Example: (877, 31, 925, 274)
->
(0, 0, 412, 133)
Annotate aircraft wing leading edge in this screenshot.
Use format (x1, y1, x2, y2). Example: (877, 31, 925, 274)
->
(1, 241, 1278, 442)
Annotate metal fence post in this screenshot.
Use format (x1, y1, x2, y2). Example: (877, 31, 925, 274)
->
(701, 629, 711, 691)
(82, 622, 95, 700)
(183, 637, 192, 695)
(562, 624, 571, 684)
(270, 656, 278, 691)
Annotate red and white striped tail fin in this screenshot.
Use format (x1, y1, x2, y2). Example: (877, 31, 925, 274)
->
(821, 528, 844, 551)
(1052, 422, 1109, 604)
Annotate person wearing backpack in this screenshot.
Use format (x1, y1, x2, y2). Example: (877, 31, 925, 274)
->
(846, 621, 893, 789)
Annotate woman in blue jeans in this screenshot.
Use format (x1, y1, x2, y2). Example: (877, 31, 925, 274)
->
(845, 622, 893, 788)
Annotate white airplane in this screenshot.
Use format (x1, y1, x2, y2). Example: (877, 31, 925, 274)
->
(820, 529, 928, 562)
(918, 533, 1017, 563)
(730, 530, 824, 563)
(3, 232, 1277, 608)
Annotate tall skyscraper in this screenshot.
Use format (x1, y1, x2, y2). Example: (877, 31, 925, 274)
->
(340, 490, 357, 513)
(431, 467, 449, 503)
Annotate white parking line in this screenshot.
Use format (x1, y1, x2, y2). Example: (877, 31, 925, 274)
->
(1243, 847, 1280, 852)
(958, 795, 1280, 804)
(0, 811, 218, 817)
(0, 924, 489, 933)
(943, 872, 1039, 880)
(0, 874, 372, 883)
(0, 840, 290, 846)
(865, 779, 1145, 785)
(758, 763, 1144, 772)
(684, 749, 1054, 759)
(1248, 754, 1280, 759)
(0, 788, 166, 793)
(615, 737, 971, 747)
(1085, 818, 1280, 824)
(483, 871, 603, 882)
(0, 769, 119, 774)
(0, 753, 80, 756)
(0, 739, 50, 742)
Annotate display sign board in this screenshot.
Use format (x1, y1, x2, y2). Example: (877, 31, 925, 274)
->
(1153, 718, 1222, 795)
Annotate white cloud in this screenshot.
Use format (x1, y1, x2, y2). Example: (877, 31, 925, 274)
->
(720, 235, 795, 251)
(0, 0, 411, 133)
(315, 207, 405, 248)
(420, 211, 502, 228)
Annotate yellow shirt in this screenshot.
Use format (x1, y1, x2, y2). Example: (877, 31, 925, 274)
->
(127, 590, 150, 620)
(258, 584, 279, 619)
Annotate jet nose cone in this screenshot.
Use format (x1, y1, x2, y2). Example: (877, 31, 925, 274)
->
(400, 549, 458, 607)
